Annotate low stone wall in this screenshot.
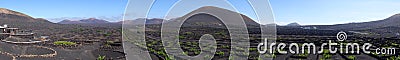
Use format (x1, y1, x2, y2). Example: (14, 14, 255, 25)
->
(18, 46, 57, 58)
(1, 36, 49, 44)
(0, 46, 57, 60)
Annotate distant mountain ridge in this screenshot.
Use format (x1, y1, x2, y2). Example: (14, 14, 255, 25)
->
(119, 18, 164, 24)
(305, 13, 400, 30)
(58, 18, 111, 24)
(299, 13, 400, 37)
(286, 22, 301, 26)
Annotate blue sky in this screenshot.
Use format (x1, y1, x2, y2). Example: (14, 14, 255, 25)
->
(270, 0, 400, 25)
(0, 0, 127, 22)
(147, 0, 400, 25)
(146, 0, 257, 20)
(1, 0, 400, 25)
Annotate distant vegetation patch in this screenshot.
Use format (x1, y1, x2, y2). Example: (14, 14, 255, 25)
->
(54, 41, 77, 46)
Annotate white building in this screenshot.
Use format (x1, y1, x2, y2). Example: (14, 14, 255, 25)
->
(0, 24, 47, 43)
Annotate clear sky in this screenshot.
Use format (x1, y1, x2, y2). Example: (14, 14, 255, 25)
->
(145, 0, 260, 23)
(0, 0, 127, 22)
(147, 0, 400, 25)
(270, 0, 400, 25)
(1, 0, 400, 25)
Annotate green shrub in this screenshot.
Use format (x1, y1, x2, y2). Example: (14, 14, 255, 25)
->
(105, 41, 114, 47)
(348, 55, 356, 60)
(185, 32, 193, 35)
(264, 54, 276, 58)
(178, 35, 185, 39)
(215, 32, 224, 35)
(323, 54, 331, 59)
(249, 48, 257, 51)
(387, 55, 400, 60)
(97, 55, 105, 60)
(106, 41, 114, 44)
(323, 49, 330, 54)
(216, 51, 225, 56)
(104, 33, 111, 36)
(54, 41, 76, 46)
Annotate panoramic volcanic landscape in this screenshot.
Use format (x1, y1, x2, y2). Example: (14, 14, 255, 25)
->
(2, 5, 400, 60)
(125, 6, 400, 60)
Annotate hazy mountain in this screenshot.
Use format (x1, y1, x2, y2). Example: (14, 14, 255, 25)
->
(300, 13, 400, 37)
(58, 19, 82, 24)
(307, 13, 400, 30)
(79, 18, 110, 23)
(286, 22, 301, 26)
(118, 18, 164, 24)
(58, 18, 110, 24)
(145, 18, 163, 24)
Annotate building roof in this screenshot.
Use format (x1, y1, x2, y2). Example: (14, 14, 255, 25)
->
(0, 24, 7, 28)
(6, 28, 18, 29)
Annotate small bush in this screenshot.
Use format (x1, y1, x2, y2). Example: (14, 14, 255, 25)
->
(348, 55, 356, 60)
(185, 32, 193, 35)
(387, 55, 400, 60)
(264, 54, 276, 58)
(97, 55, 105, 60)
(216, 51, 225, 56)
(178, 35, 185, 39)
(104, 33, 112, 36)
(54, 41, 76, 46)
(323, 54, 331, 59)
(249, 48, 257, 51)
(322, 49, 331, 59)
